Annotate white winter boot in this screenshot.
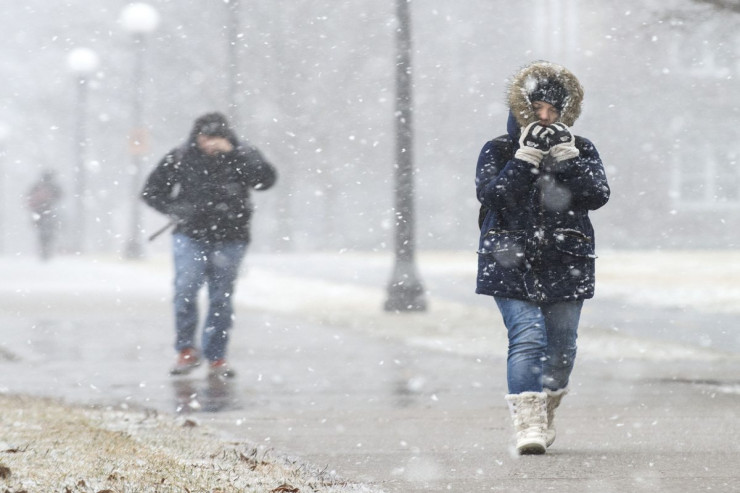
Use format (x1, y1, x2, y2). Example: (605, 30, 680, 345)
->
(544, 387, 568, 447)
(505, 391, 548, 455)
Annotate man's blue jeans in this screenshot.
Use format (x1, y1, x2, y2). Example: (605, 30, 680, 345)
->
(172, 233, 247, 362)
(494, 297, 583, 394)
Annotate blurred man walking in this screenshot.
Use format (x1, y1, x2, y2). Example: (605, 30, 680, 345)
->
(142, 112, 277, 378)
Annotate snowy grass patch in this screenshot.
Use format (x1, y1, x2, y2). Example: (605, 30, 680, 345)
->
(0, 394, 384, 492)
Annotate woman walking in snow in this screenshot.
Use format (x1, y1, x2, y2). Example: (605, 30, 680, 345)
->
(475, 61, 610, 454)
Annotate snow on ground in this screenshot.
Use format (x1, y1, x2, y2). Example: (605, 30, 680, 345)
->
(595, 249, 740, 314)
(238, 249, 740, 361)
(1, 249, 738, 362)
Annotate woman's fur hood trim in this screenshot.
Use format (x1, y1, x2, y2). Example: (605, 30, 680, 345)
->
(508, 61, 584, 128)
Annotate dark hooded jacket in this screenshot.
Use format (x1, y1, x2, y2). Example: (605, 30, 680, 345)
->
(475, 62, 610, 302)
(141, 114, 277, 243)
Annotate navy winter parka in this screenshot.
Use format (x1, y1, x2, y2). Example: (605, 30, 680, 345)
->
(476, 64, 610, 303)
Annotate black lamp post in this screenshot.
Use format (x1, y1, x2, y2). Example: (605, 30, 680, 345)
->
(226, 0, 241, 126)
(66, 47, 99, 254)
(384, 0, 426, 312)
(120, 2, 159, 260)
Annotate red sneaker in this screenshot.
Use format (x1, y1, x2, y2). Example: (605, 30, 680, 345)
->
(170, 347, 201, 375)
(209, 359, 236, 378)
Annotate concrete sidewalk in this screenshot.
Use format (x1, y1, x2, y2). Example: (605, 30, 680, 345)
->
(193, 311, 740, 492)
(1, 254, 739, 492)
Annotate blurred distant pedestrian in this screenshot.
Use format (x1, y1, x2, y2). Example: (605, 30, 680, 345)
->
(475, 61, 610, 454)
(26, 170, 62, 261)
(142, 112, 277, 378)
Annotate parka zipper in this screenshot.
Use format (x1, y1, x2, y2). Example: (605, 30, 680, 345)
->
(530, 173, 549, 302)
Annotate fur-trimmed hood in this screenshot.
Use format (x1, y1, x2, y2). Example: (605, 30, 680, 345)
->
(508, 61, 584, 129)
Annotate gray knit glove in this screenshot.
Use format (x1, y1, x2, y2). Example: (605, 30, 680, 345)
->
(548, 123, 579, 162)
(515, 122, 554, 167)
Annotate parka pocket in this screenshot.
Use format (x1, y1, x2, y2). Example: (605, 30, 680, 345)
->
(478, 229, 526, 268)
(552, 228, 596, 258)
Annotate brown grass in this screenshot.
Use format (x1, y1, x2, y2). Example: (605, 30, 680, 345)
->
(0, 394, 382, 493)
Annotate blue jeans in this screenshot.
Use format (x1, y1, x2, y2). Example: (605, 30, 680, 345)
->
(494, 297, 583, 394)
(172, 233, 248, 362)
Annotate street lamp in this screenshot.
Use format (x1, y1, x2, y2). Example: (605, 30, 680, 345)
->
(66, 47, 99, 254)
(226, 0, 242, 126)
(119, 2, 159, 259)
(384, 0, 426, 312)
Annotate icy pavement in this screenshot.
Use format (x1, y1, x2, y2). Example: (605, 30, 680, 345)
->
(1, 250, 739, 491)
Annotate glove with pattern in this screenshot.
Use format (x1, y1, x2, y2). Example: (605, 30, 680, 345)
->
(515, 122, 554, 167)
(548, 122, 580, 162)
